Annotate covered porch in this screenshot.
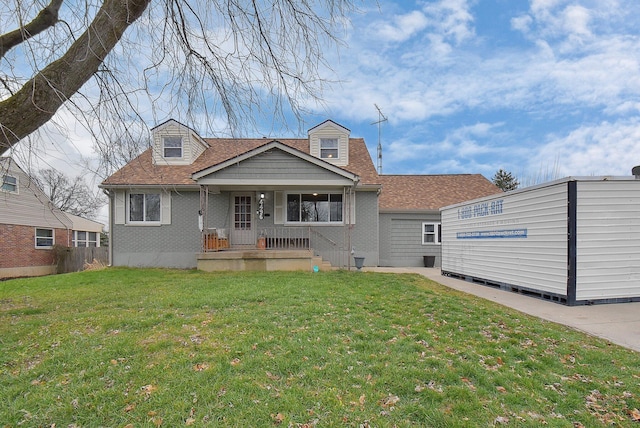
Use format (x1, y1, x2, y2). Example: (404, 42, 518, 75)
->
(192, 141, 362, 271)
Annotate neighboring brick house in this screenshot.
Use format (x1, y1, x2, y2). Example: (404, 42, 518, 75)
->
(0, 158, 104, 279)
(101, 119, 501, 270)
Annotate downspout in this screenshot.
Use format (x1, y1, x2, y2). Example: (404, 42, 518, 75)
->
(102, 188, 113, 267)
(347, 178, 359, 269)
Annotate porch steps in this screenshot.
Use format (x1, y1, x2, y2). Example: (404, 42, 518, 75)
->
(312, 256, 335, 271)
(197, 249, 334, 272)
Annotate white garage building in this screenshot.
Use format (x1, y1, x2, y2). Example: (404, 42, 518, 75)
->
(440, 176, 640, 305)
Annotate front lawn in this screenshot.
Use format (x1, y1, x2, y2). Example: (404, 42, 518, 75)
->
(1, 268, 638, 427)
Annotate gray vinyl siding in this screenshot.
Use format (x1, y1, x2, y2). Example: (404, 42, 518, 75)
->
(204, 149, 348, 183)
(379, 212, 441, 267)
(112, 191, 201, 268)
(111, 189, 378, 269)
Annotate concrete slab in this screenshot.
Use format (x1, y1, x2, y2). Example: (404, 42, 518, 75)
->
(364, 267, 640, 353)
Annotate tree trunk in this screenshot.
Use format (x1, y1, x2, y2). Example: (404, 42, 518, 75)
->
(0, 0, 151, 155)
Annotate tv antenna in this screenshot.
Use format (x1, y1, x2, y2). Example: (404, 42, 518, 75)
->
(371, 104, 387, 174)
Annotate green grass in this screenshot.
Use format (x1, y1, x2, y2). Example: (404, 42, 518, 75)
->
(1, 268, 639, 427)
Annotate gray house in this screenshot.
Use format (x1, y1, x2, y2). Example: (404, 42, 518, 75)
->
(101, 119, 500, 270)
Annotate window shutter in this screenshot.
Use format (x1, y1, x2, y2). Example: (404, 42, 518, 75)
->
(274, 191, 283, 224)
(114, 191, 125, 224)
(161, 191, 172, 225)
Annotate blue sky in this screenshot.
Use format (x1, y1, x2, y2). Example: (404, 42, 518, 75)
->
(301, 0, 640, 182)
(13, 0, 640, 191)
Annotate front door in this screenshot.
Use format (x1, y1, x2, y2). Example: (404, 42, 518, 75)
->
(231, 193, 255, 247)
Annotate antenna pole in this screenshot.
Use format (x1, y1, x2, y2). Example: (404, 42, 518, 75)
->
(371, 104, 387, 174)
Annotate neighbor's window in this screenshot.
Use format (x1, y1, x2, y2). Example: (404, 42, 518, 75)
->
(35, 228, 54, 248)
(422, 222, 441, 244)
(163, 136, 183, 158)
(73, 231, 98, 247)
(129, 193, 161, 222)
(287, 193, 343, 223)
(320, 138, 338, 159)
(1, 174, 17, 193)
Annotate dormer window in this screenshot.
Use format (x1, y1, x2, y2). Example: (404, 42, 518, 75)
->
(320, 138, 338, 159)
(163, 136, 183, 158)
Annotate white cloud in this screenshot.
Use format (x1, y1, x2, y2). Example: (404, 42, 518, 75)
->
(376, 10, 429, 43)
(531, 119, 640, 176)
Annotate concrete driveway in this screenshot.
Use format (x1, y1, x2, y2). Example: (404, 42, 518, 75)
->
(365, 267, 640, 353)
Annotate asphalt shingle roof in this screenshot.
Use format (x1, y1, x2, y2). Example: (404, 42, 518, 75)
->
(101, 135, 501, 211)
(101, 137, 379, 187)
(379, 174, 503, 211)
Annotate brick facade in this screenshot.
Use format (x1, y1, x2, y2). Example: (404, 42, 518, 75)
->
(0, 223, 70, 269)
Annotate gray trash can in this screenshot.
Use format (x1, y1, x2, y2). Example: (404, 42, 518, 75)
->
(423, 256, 435, 268)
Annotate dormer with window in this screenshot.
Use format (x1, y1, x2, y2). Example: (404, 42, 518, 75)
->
(152, 119, 209, 165)
(308, 120, 350, 166)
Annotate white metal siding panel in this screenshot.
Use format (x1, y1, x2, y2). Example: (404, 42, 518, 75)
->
(575, 181, 640, 300)
(442, 184, 568, 296)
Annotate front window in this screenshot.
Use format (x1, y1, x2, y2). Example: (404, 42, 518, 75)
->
(287, 193, 342, 223)
(35, 228, 54, 248)
(163, 136, 183, 158)
(1, 175, 17, 193)
(129, 193, 161, 222)
(320, 138, 338, 159)
(422, 222, 441, 245)
(73, 231, 98, 247)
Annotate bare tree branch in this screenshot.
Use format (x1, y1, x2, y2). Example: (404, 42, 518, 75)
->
(0, 0, 151, 154)
(0, 0, 64, 60)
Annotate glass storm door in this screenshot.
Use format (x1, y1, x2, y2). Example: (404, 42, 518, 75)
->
(231, 193, 254, 246)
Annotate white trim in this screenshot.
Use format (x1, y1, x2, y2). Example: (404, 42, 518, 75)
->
(1, 174, 18, 194)
(127, 192, 162, 224)
(284, 191, 345, 225)
(163, 136, 183, 158)
(421, 222, 441, 245)
(35, 227, 55, 248)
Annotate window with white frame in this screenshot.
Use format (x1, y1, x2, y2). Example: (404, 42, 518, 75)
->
(35, 228, 54, 248)
(320, 138, 338, 159)
(1, 174, 17, 193)
(422, 222, 441, 244)
(128, 193, 161, 223)
(73, 231, 98, 247)
(163, 136, 183, 158)
(287, 193, 343, 223)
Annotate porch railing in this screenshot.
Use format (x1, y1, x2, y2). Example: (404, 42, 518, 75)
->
(260, 227, 310, 250)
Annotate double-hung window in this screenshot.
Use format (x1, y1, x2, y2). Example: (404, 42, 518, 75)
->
(129, 193, 161, 223)
(422, 222, 441, 244)
(163, 136, 183, 158)
(1, 174, 17, 193)
(320, 138, 338, 159)
(287, 193, 343, 223)
(35, 228, 54, 248)
(73, 231, 98, 247)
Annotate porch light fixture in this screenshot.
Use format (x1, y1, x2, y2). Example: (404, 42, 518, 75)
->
(260, 192, 265, 199)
